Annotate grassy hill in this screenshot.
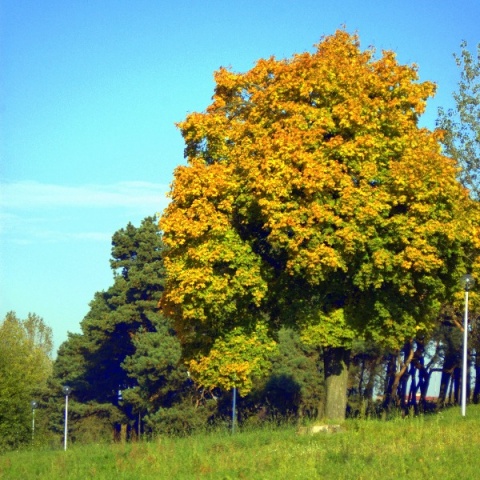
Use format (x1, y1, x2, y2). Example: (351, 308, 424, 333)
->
(1, 405, 479, 479)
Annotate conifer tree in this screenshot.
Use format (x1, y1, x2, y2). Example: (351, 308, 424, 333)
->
(49, 217, 179, 439)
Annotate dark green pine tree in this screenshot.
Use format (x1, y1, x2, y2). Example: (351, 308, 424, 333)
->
(80, 217, 167, 403)
(120, 314, 197, 434)
(48, 216, 189, 441)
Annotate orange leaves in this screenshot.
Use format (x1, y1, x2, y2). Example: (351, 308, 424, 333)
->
(160, 29, 480, 355)
(161, 160, 236, 248)
(397, 245, 443, 272)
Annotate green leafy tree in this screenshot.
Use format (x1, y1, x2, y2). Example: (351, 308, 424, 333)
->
(437, 42, 480, 407)
(0, 312, 53, 451)
(161, 30, 478, 420)
(437, 41, 480, 199)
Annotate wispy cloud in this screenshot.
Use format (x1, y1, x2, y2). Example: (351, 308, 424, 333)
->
(0, 181, 170, 210)
(0, 223, 112, 244)
(0, 181, 170, 244)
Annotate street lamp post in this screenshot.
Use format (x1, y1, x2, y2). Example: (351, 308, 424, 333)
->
(63, 386, 72, 451)
(460, 274, 475, 417)
(31, 400, 38, 442)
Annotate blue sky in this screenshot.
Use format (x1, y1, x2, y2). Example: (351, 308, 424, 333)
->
(1, 0, 479, 353)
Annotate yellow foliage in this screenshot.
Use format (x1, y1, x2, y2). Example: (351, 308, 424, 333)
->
(160, 29, 480, 353)
(188, 323, 277, 395)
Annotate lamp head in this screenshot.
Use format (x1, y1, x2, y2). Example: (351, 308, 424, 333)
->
(460, 274, 475, 292)
(62, 385, 72, 396)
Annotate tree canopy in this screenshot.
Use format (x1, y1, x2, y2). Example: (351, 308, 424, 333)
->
(47, 216, 231, 439)
(160, 30, 479, 419)
(47, 216, 178, 440)
(437, 41, 480, 199)
(0, 312, 53, 451)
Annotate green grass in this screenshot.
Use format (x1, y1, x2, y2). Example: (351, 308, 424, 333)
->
(1, 406, 480, 479)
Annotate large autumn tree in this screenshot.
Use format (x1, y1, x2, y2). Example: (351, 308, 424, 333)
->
(160, 30, 478, 420)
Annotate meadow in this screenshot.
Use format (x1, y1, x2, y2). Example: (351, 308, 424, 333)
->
(1, 406, 479, 479)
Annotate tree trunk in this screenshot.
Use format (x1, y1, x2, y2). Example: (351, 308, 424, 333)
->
(418, 367, 431, 411)
(323, 346, 350, 421)
(384, 343, 414, 410)
(447, 371, 455, 404)
(383, 354, 397, 407)
(467, 350, 472, 403)
(473, 352, 480, 404)
(453, 367, 461, 404)
(363, 357, 380, 413)
(120, 424, 127, 443)
(438, 352, 456, 407)
(398, 365, 410, 410)
(407, 363, 418, 408)
(358, 357, 366, 399)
